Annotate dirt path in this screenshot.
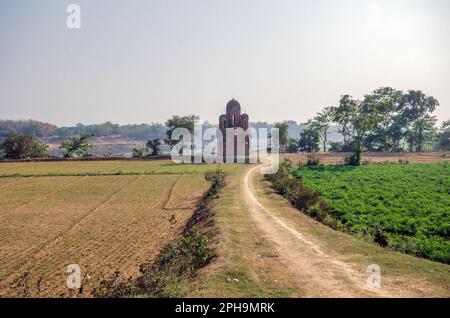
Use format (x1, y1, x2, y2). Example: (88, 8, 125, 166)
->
(241, 165, 397, 297)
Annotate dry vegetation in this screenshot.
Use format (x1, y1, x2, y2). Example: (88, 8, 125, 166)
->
(283, 152, 449, 165)
(0, 160, 236, 177)
(0, 160, 213, 297)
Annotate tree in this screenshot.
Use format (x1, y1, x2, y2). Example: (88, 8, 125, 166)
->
(0, 120, 57, 138)
(284, 120, 302, 139)
(405, 115, 437, 152)
(146, 139, 162, 156)
(437, 120, 450, 151)
(165, 115, 200, 146)
(0, 133, 48, 159)
(286, 138, 299, 153)
(364, 87, 404, 152)
(400, 90, 439, 152)
(60, 133, 94, 158)
(274, 122, 289, 152)
(298, 126, 320, 153)
(348, 95, 386, 165)
(331, 95, 357, 148)
(309, 107, 333, 152)
(332, 95, 384, 165)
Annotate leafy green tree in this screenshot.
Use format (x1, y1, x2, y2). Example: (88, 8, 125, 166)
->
(400, 90, 439, 152)
(309, 107, 333, 152)
(146, 138, 162, 156)
(298, 126, 320, 153)
(60, 133, 94, 158)
(404, 115, 437, 152)
(274, 122, 289, 152)
(0, 133, 48, 159)
(286, 138, 299, 153)
(349, 95, 387, 164)
(165, 115, 200, 146)
(364, 87, 404, 151)
(332, 95, 384, 165)
(437, 120, 450, 151)
(331, 95, 357, 148)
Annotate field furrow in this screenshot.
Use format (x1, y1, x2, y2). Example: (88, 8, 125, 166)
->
(0, 166, 210, 297)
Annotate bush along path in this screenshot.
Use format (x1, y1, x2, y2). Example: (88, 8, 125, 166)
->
(93, 169, 225, 298)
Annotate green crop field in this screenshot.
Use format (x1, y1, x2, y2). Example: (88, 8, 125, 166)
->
(293, 163, 450, 263)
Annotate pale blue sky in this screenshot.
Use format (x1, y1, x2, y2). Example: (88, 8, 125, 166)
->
(0, 0, 449, 126)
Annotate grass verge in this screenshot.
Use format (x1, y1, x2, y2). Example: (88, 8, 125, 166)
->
(183, 166, 303, 297)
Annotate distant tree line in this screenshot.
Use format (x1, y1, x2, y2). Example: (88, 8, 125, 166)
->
(0, 120, 57, 138)
(54, 122, 167, 140)
(0, 119, 312, 142)
(1, 94, 448, 161)
(0, 120, 167, 140)
(276, 87, 449, 165)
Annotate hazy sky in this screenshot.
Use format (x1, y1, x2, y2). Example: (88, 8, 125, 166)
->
(0, 0, 449, 126)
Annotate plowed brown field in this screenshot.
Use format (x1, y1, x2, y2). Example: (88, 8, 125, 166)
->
(283, 152, 448, 164)
(0, 160, 211, 297)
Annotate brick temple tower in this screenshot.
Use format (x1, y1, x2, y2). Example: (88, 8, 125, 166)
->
(219, 99, 250, 162)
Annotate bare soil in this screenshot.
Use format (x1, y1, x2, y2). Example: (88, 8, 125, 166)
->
(283, 152, 448, 164)
(0, 173, 208, 297)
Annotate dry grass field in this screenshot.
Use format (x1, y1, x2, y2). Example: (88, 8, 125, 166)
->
(0, 160, 215, 297)
(283, 152, 449, 165)
(0, 160, 236, 177)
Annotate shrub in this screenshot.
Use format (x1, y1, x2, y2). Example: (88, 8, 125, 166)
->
(179, 226, 215, 268)
(328, 141, 354, 152)
(373, 228, 389, 247)
(306, 153, 320, 166)
(60, 133, 94, 158)
(290, 184, 320, 211)
(132, 147, 149, 158)
(0, 133, 48, 159)
(265, 159, 343, 230)
(146, 139, 162, 156)
(345, 152, 362, 166)
(204, 169, 226, 202)
(155, 243, 178, 268)
(204, 169, 226, 190)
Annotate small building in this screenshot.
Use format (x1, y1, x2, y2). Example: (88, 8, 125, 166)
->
(219, 99, 250, 162)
